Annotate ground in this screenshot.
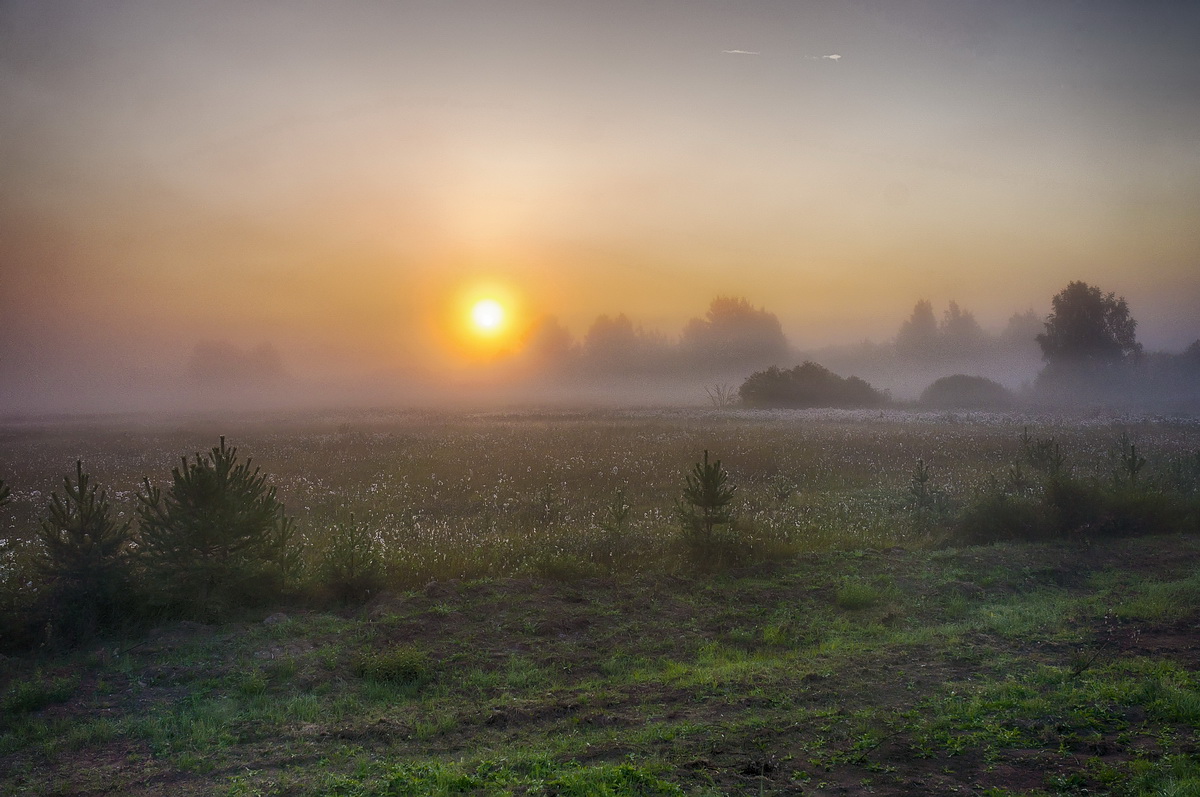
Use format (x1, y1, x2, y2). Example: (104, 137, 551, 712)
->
(3, 533, 1200, 796)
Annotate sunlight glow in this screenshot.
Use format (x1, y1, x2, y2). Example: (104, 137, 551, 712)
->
(471, 299, 505, 333)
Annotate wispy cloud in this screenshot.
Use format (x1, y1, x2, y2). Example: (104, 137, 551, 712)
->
(721, 49, 760, 55)
(805, 54, 843, 61)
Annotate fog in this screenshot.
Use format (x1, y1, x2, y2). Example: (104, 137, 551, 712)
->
(3, 1, 1199, 415)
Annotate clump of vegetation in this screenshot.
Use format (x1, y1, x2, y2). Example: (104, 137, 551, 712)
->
(318, 512, 384, 604)
(835, 580, 880, 610)
(920, 374, 1014, 410)
(677, 450, 739, 570)
(738, 362, 889, 409)
(956, 429, 1196, 545)
(137, 437, 300, 620)
(36, 461, 133, 642)
(352, 645, 434, 688)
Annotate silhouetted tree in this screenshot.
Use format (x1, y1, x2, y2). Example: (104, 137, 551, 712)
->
(582, 313, 668, 374)
(895, 300, 939, 359)
(940, 301, 987, 355)
(1037, 281, 1141, 367)
(680, 297, 788, 370)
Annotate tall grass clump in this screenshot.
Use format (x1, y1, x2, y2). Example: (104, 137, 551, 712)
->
(318, 512, 384, 603)
(137, 437, 301, 620)
(956, 430, 1192, 545)
(36, 461, 133, 642)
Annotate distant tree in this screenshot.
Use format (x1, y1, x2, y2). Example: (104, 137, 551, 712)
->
(680, 297, 788, 369)
(739, 362, 889, 409)
(940, 301, 987, 354)
(1036, 281, 1141, 367)
(582, 314, 668, 374)
(920, 375, 1013, 410)
(895, 300, 939, 359)
(1001, 309, 1043, 348)
(521, 315, 577, 371)
(36, 461, 133, 640)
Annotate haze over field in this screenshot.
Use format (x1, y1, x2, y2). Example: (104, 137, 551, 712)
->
(2, 1, 1199, 412)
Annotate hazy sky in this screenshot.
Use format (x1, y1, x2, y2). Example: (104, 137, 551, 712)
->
(2, 0, 1199, 406)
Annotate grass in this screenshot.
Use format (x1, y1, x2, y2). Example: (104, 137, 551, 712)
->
(2, 409, 1200, 794)
(1, 533, 1199, 794)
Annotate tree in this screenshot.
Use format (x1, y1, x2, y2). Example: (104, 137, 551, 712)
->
(1037, 281, 1141, 367)
(895, 299, 939, 359)
(677, 451, 738, 569)
(680, 297, 788, 369)
(36, 461, 133, 639)
(137, 437, 299, 619)
(0, 477, 10, 509)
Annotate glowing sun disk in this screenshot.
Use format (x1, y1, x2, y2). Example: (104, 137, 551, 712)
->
(471, 298, 505, 332)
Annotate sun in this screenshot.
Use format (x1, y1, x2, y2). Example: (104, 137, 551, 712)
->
(470, 298, 506, 334)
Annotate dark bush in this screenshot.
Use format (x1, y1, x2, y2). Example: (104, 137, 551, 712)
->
(739, 362, 889, 409)
(956, 491, 1048, 544)
(920, 374, 1014, 410)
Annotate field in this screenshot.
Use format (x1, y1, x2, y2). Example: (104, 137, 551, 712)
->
(2, 408, 1200, 795)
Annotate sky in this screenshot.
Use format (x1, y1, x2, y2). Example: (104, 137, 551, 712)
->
(2, 0, 1199, 410)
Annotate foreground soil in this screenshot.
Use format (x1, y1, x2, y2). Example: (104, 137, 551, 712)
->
(3, 535, 1200, 796)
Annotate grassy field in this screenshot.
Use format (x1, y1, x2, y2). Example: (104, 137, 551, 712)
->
(2, 408, 1200, 795)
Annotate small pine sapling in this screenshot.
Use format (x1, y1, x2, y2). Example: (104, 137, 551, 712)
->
(137, 437, 297, 619)
(678, 450, 738, 568)
(36, 461, 132, 640)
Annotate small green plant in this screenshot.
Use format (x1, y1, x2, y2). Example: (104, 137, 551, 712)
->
(1114, 433, 1147, 487)
(36, 461, 133, 641)
(137, 437, 300, 620)
(1022, 428, 1065, 476)
(319, 512, 384, 604)
(352, 645, 434, 688)
(835, 580, 880, 610)
(909, 459, 935, 510)
(677, 450, 738, 569)
(2, 671, 79, 716)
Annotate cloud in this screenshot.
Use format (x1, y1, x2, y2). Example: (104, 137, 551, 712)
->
(823, 54, 842, 60)
(721, 49, 760, 55)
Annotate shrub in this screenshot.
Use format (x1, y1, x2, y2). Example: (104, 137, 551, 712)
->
(920, 374, 1014, 410)
(956, 490, 1047, 544)
(36, 461, 133, 641)
(319, 513, 384, 604)
(835, 580, 880, 610)
(136, 437, 299, 620)
(739, 362, 889, 409)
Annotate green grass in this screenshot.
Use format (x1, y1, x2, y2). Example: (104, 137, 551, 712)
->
(2, 410, 1200, 794)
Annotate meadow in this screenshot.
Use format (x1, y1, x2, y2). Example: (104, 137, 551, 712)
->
(2, 408, 1200, 795)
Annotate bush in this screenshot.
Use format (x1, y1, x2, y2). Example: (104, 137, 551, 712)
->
(920, 374, 1014, 410)
(137, 437, 300, 620)
(319, 513, 384, 604)
(956, 490, 1048, 544)
(739, 362, 889, 409)
(36, 461, 133, 641)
